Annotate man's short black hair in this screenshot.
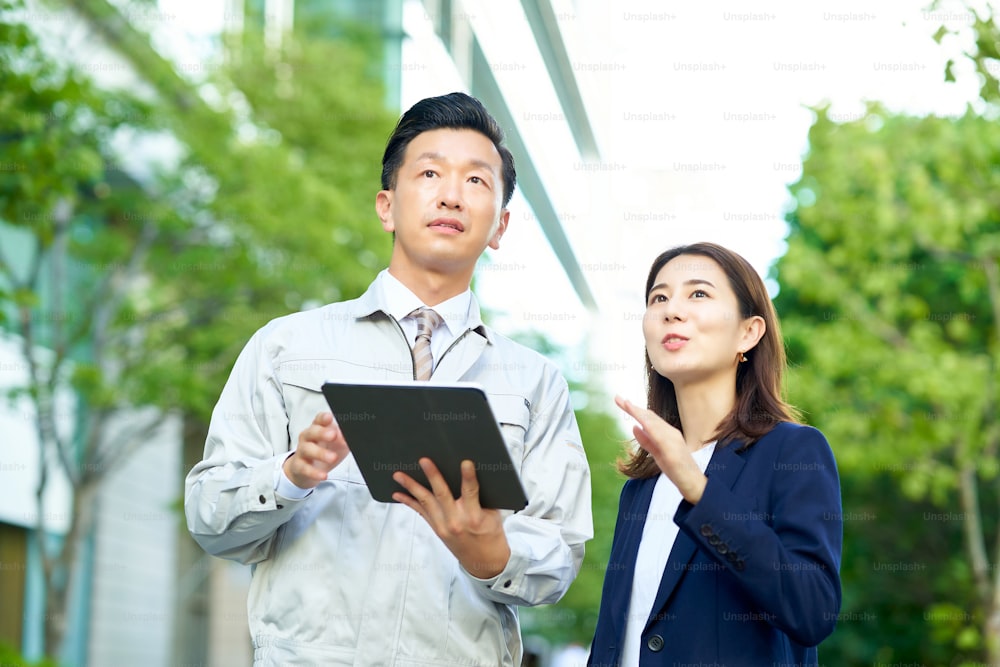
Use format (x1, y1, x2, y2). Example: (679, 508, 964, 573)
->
(381, 92, 517, 207)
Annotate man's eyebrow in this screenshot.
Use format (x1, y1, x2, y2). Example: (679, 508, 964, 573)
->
(413, 152, 497, 173)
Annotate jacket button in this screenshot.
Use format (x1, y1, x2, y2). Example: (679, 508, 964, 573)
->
(503, 580, 512, 588)
(734, 561, 746, 572)
(700, 524, 713, 536)
(708, 535, 721, 546)
(259, 494, 266, 504)
(726, 552, 739, 562)
(647, 634, 664, 652)
(717, 543, 729, 554)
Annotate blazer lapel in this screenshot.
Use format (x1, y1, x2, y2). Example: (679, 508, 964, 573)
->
(644, 443, 748, 632)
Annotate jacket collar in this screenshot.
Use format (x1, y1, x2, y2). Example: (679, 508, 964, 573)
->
(351, 273, 492, 344)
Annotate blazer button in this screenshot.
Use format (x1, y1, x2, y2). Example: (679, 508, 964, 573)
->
(734, 560, 746, 572)
(647, 634, 664, 652)
(717, 543, 729, 554)
(700, 524, 713, 536)
(708, 535, 721, 546)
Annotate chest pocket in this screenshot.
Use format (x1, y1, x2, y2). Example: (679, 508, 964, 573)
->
(487, 393, 531, 474)
(279, 363, 367, 484)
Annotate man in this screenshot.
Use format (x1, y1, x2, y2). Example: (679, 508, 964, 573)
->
(185, 92, 593, 666)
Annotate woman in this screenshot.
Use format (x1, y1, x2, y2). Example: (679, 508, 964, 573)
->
(588, 242, 842, 666)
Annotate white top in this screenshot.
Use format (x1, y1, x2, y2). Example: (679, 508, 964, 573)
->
(620, 441, 717, 667)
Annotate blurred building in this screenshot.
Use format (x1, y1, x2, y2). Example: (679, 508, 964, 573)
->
(1, 0, 605, 666)
(182, 2, 606, 666)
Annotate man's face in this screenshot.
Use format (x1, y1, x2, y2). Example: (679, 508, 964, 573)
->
(376, 128, 509, 278)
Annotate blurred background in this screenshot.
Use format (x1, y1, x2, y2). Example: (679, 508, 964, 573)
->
(1, 0, 998, 665)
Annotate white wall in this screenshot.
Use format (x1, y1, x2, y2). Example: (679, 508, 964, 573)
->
(87, 408, 182, 667)
(0, 334, 74, 534)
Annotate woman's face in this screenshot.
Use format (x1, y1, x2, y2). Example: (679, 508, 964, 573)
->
(643, 254, 758, 386)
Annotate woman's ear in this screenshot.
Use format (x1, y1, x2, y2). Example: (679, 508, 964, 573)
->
(740, 315, 766, 354)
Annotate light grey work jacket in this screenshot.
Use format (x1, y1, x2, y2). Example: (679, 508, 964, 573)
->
(184, 280, 593, 666)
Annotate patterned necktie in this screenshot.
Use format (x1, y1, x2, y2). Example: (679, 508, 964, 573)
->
(410, 307, 443, 381)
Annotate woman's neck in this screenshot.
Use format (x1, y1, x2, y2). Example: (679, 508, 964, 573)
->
(674, 377, 737, 450)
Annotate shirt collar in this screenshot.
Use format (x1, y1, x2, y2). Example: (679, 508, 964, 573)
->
(377, 269, 473, 338)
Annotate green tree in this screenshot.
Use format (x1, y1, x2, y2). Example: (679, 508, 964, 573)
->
(772, 99, 1000, 664)
(509, 333, 627, 649)
(1, 0, 395, 659)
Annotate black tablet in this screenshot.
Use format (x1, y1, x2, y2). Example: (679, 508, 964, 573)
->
(320, 380, 528, 510)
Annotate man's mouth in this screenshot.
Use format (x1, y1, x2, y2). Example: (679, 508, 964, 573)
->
(429, 218, 464, 232)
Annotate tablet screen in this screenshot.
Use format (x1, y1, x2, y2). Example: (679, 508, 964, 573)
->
(321, 380, 528, 510)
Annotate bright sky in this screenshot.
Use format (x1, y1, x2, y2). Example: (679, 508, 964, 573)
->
(148, 0, 987, 407)
(416, 0, 987, 405)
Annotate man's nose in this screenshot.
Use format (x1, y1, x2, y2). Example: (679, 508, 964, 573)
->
(437, 176, 463, 209)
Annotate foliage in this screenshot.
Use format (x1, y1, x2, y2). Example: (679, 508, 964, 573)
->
(935, 1, 1000, 104)
(772, 100, 1000, 664)
(61, 0, 396, 421)
(0, 643, 58, 667)
(1, 0, 396, 658)
(510, 335, 628, 647)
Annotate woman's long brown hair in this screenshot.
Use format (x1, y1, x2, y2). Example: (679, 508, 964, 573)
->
(619, 242, 800, 479)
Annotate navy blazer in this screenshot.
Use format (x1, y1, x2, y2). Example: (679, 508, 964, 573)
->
(588, 422, 843, 667)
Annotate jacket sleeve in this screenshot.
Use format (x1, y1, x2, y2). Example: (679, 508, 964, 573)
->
(184, 326, 305, 564)
(471, 365, 594, 606)
(674, 425, 843, 647)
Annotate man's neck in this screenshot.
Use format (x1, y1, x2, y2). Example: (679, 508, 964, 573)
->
(386, 265, 472, 306)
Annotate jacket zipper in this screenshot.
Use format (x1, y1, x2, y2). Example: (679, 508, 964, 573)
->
(390, 316, 474, 380)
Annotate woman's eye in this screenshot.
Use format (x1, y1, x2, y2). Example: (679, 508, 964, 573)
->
(691, 289, 708, 298)
(423, 170, 436, 178)
(469, 176, 481, 184)
(649, 294, 667, 305)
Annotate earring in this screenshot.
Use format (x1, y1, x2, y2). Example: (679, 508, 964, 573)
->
(737, 351, 747, 363)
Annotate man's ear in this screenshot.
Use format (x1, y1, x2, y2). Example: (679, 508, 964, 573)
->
(376, 190, 394, 233)
(487, 209, 510, 250)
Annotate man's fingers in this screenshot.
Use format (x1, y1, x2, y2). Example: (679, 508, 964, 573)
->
(419, 458, 456, 504)
(393, 471, 432, 503)
(393, 469, 448, 525)
(286, 412, 351, 488)
(299, 415, 344, 454)
(460, 460, 483, 509)
(392, 489, 424, 517)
